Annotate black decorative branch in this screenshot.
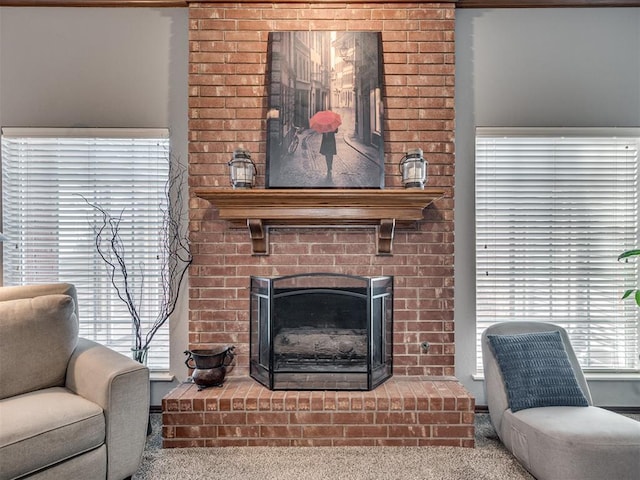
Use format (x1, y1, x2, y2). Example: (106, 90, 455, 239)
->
(81, 156, 192, 363)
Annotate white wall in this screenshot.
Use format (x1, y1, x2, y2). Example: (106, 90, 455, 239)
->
(455, 7, 640, 406)
(0, 7, 189, 404)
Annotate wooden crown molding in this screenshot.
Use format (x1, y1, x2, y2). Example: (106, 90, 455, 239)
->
(0, 0, 187, 6)
(0, 0, 458, 5)
(183, 0, 458, 3)
(2, 0, 636, 7)
(457, 0, 640, 7)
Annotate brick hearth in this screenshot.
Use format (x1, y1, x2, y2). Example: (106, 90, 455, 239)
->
(162, 377, 474, 448)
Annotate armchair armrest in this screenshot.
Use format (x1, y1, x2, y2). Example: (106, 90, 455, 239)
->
(66, 338, 150, 480)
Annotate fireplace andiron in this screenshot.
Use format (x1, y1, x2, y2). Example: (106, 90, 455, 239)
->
(184, 346, 235, 390)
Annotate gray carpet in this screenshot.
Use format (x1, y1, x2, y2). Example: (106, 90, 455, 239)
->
(133, 413, 536, 480)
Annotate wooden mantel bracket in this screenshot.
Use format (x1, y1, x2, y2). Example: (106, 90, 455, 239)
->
(377, 219, 396, 255)
(247, 218, 268, 255)
(193, 188, 445, 256)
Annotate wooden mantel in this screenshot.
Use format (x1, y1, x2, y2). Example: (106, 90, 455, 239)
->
(194, 188, 444, 255)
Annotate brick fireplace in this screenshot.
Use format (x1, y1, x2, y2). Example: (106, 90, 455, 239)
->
(162, 0, 473, 448)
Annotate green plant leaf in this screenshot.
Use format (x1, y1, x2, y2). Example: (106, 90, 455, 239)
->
(618, 249, 640, 261)
(618, 250, 639, 307)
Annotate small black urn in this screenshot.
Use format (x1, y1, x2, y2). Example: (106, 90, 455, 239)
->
(184, 345, 235, 390)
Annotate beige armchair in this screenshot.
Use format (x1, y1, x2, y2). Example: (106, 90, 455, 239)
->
(0, 283, 149, 480)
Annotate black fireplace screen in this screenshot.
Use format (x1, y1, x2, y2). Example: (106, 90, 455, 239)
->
(250, 273, 393, 391)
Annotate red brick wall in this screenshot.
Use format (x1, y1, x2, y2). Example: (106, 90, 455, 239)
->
(188, 2, 455, 378)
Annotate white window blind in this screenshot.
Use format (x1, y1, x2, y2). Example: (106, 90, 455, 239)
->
(476, 128, 639, 372)
(1, 128, 171, 370)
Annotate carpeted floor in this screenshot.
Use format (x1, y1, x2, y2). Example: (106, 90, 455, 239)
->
(133, 413, 536, 480)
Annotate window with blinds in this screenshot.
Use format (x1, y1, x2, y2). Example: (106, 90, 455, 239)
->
(1, 128, 171, 370)
(475, 128, 639, 372)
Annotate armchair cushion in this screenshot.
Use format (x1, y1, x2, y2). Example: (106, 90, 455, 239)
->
(502, 406, 640, 480)
(0, 387, 105, 479)
(0, 294, 78, 400)
(487, 330, 589, 412)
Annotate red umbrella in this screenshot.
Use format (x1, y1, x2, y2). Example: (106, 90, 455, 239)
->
(309, 110, 342, 134)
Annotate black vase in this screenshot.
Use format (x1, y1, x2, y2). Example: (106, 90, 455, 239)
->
(184, 346, 235, 390)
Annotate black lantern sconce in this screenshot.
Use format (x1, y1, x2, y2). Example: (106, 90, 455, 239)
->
(399, 148, 427, 189)
(228, 148, 256, 189)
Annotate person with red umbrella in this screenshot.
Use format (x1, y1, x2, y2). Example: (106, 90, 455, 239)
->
(319, 129, 338, 178)
(310, 110, 342, 178)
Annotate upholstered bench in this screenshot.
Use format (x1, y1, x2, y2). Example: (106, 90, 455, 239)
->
(482, 321, 640, 480)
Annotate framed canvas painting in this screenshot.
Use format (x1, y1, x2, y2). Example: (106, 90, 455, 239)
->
(266, 31, 384, 188)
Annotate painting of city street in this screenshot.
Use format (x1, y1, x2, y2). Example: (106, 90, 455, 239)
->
(266, 31, 384, 188)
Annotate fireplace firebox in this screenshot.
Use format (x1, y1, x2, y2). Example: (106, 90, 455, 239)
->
(250, 273, 393, 391)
